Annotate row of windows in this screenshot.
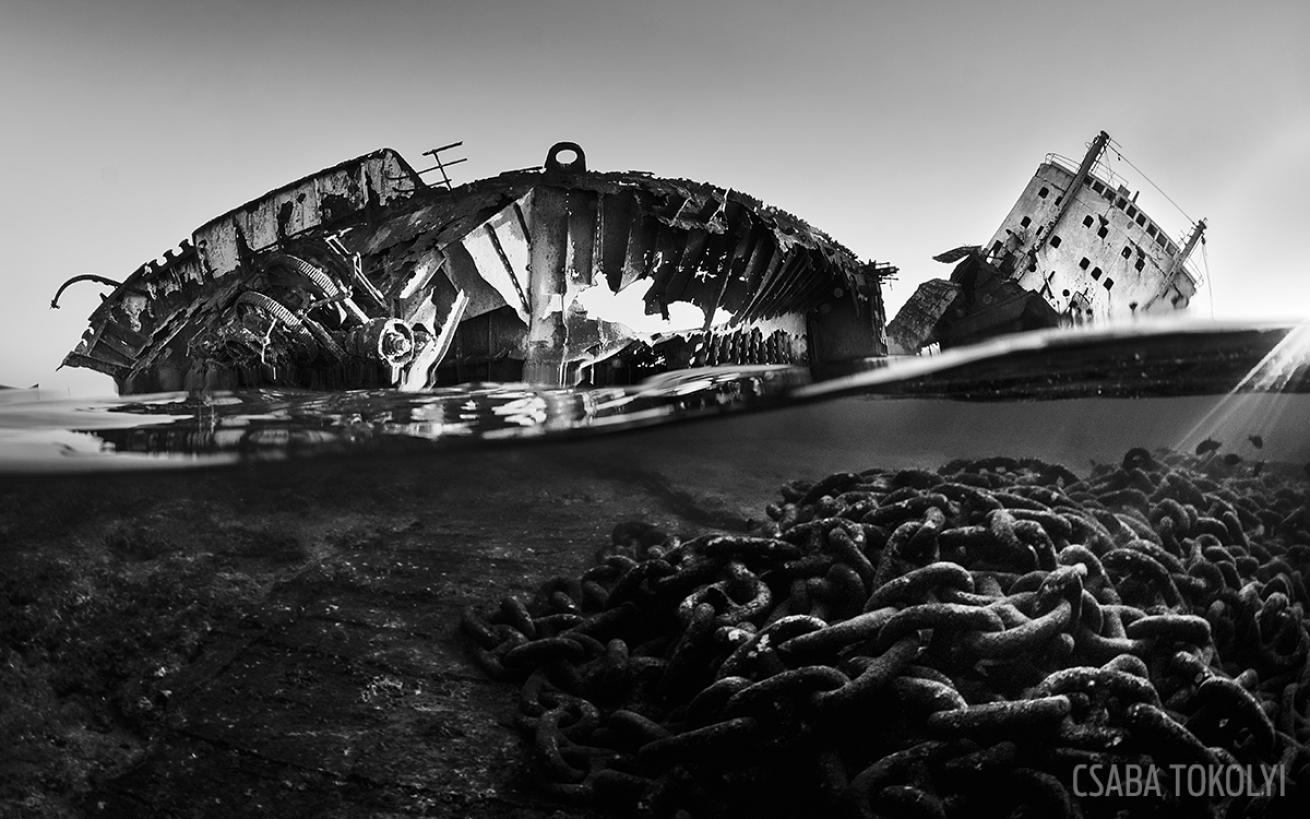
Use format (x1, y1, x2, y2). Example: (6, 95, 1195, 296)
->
(1014, 176, 1176, 286)
(1029, 173, 1179, 257)
(1015, 213, 1152, 279)
(1080, 175, 1180, 255)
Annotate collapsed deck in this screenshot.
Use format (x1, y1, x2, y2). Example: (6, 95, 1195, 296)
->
(60, 143, 894, 393)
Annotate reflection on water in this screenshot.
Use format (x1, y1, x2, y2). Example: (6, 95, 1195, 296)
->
(0, 320, 1307, 473)
(0, 366, 807, 471)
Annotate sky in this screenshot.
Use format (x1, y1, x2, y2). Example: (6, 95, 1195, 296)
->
(1, 0, 1306, 395)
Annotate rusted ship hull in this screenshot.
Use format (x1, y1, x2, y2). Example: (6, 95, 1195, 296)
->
(60, 143, 894, 394)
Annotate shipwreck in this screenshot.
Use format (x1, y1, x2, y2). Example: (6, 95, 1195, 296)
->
(887, 131, 1207, 354)
(55, 142, 895, 394)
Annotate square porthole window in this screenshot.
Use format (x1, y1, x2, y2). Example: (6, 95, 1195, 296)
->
(1079, 257, 1090, 269)
(1020, 216, 1032, 228)
(1121, 247, 1132, 259)
(1147, 224, 1158, 237)
(1083, 215, 1094, 227)
(1103, 278, 1114, 291)
(1038, 186, 1049, 198)
(1135, 258, 1145, 272)
(1136, 213, 1146, 227)
(1127, 205, 1138, 218)
(1097, 226, 1109, 239)
(1092, 267, 1102, 279)
(1092, 180, 1104, 193)
(1050, 235, 1062, 248)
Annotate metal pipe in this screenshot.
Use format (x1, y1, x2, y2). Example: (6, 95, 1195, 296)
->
(50, 275, 123, 309)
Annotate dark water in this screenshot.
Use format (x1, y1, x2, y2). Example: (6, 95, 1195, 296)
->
(2, 320, 1308, 817)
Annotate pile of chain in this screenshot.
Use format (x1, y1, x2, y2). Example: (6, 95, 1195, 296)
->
(461, 449, 1310, 817)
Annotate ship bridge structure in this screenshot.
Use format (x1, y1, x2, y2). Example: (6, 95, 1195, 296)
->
(58, 142, 895, 394)
(888, 131, 1207, 355)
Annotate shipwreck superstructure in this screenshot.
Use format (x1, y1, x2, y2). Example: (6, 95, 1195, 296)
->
(57, 143, 894, 394)
(888, 131, 1207, 353)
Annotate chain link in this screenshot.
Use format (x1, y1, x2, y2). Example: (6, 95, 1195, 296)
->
(462, 447, 1310, 816)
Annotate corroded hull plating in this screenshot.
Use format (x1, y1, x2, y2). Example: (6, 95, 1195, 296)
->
(62, 143, 894, 394)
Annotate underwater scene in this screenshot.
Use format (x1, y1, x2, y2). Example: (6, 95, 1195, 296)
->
(2, 320, 1309, 818)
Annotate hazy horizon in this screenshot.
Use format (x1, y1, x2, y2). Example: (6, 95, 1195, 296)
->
(3, 0, 1306, 395)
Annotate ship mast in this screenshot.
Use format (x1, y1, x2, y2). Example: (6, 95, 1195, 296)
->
(1025, 130, 1110, 268)
(1143, 218, 1207, 310)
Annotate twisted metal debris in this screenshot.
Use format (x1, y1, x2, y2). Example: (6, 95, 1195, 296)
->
(463, 450, 1310, 817)
(62, 143, 895, 393)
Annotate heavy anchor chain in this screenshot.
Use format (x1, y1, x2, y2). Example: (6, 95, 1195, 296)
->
(463, 447, 1310, 817)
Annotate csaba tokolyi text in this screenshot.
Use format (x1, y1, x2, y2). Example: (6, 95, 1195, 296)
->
(1073, 763, 1286, 799)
